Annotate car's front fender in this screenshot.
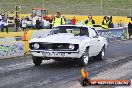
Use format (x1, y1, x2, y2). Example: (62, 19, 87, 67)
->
(78, 41, 92, 56)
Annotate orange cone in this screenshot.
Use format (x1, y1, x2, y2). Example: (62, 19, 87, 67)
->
(81, 67, 89, 78)
(22, 31, 27, 41)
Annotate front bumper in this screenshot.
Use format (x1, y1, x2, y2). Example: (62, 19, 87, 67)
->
(30, 50, 82, 58)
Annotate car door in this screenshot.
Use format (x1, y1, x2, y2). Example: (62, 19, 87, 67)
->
(88, 28, 102, 56)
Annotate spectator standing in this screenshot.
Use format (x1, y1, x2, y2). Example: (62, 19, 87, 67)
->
(1, 14, 5, 20)
(49, 15, 54, 29)
(128, 18, 132, 37)
(71, 16, 76, 25)
(1, 19, 8, 33)
(102, 16, 110, 29)
(14, 15, 20, 32)
(1, 20, 4, 32)
(4, 20, 8, 33)
(21, 18, 27, 31)
(0, 14, 2, 20)
(52, 12, 65, 27)
(40, 19, 44, 29)
(35, 18, 41, 29)
(0, 18, 2, 30)
(0, 14, 2, 29)
(85, 15, 95, 27)
(108, 16, 114, 28)
(118, 20, 123, 28)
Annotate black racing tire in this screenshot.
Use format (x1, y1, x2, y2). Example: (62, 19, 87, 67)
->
(32, 56, 42, 66)
(96, 46, 105, 60)
(79, 48, 89, 67)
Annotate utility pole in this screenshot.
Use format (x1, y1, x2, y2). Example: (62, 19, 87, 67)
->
(101, 0, 103, 15)
(43, 0, 44, 8)
(0, 3, 1, 13)
(130, 8, 131, 16)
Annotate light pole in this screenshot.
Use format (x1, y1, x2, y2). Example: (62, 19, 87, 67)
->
(43, 0, 44, 8)
(0, 3, 1, 13)
(130, 8, 131, 16)
(101, 0, 102, 15)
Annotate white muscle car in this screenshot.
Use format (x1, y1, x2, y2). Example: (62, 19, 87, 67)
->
(29, 25, 108, 66)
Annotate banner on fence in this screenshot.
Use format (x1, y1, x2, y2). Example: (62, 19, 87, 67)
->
(98, 28, 128, 41)
(0, 42, 24, 59)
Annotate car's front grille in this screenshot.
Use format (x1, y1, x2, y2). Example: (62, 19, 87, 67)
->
(29, 42, 79, 51)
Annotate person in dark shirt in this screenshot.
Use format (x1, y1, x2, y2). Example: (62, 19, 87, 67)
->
(128, 18, 132, 37)
(14, 15, 20, 32)
(108, 16, 114, 28)
(35, 18, 40, 29)
(49, 15, 54, 29)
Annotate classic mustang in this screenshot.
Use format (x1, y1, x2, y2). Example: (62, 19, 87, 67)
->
(29, 25, 108, 66)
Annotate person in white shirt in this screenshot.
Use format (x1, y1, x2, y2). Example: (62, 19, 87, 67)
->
(4, 20, 8, 33)
(21, 18, 27, 31)
(1, 20, 5, 32)
(1, 20, 8, 33)
(0, 20, 2, 29)
(0, 14, 2, 20)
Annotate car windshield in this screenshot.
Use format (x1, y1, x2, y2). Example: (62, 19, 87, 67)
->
(51, 26, 89, 36)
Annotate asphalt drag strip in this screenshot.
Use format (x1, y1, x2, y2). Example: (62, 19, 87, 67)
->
(0, 40, 132, 88)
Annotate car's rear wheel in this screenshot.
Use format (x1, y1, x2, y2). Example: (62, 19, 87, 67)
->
(96, 46, 105, 60)
(79, 48, 89, 67)
(32, 56, 42, 66)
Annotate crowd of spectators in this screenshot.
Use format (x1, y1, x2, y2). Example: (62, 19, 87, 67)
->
(1, 12, 132, 37)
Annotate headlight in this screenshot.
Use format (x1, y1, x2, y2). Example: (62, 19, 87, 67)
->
(33, 43, 40, 49)
(69, 44, 75, 50)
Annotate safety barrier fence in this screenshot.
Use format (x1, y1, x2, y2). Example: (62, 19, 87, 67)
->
(97, 27, 129, 41)
(0, 27, 129, 59)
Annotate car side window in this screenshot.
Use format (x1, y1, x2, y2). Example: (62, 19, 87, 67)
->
(89, 28, 98, 38)
(79, 27, 89, 37)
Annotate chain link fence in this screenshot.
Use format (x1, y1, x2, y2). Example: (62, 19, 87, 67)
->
(0, 1, 132, 16)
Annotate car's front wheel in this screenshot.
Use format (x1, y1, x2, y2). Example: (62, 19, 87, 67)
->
(79, 48, 89, 67)
(32, 56, 42, 66)
(96, 46, 105, 60)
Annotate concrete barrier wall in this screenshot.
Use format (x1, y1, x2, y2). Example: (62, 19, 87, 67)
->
(0, 42, 24, 59)
(0, 32, 23, 38)
(0, 37, 16, 42)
